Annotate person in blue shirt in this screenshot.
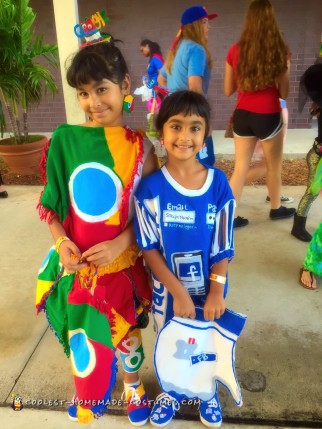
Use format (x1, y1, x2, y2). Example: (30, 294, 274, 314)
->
(157, 5, 218, 167)
(140, 39, 164, 89)
(134, 90, 235, 428)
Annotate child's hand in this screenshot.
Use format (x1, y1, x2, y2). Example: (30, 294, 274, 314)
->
(204, 290, 226, 321)
(173, 289, 196, 319)
(58, 240, 86, 274)
(82, 240, 121, 267)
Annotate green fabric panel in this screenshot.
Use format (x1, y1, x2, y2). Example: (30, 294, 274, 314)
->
(304, 222, 322, 276)
(45, 275, 75, 356)
(41, 124, 114, 221)
(310, 157, 322, 195)
(67, 303, 114, 349)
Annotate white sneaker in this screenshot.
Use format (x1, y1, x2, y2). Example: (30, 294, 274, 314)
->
(266, 195, 294, 204)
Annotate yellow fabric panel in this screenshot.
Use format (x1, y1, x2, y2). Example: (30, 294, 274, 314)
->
(104, 127, 140, 226)
(35, 280, 54, 305)
(104, 127, 138, 189)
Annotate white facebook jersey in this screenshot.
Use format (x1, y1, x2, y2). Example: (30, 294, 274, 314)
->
(134, 165, 235, 331)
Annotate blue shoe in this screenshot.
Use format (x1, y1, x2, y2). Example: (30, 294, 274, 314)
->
(67, 393, 106, 422)
(199, 395, 222, 427)
(123, 381, 151, 426)
(150, 393, 180, 427)
(67, 394, 78, 422)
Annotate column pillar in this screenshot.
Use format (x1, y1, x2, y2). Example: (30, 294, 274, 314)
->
(52, 0, 85, 124)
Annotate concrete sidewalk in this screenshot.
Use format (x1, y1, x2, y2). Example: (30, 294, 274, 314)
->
(1, 130, 321, 429)
(0, 408, 313, 429)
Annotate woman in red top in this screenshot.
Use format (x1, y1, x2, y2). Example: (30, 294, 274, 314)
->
(224, 0, 295, 228)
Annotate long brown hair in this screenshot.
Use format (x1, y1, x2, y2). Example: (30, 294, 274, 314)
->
(237, 0, 289, 91)
(165, 20, 213, 75)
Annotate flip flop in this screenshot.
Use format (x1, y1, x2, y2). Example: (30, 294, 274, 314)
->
(299, 267, 317, 290)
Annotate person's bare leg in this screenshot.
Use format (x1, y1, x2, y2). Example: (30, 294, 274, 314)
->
(260, 131, 283, 209)
(124, 371, 140, 384)
(229, 136, 258, 216)
(246, 159, 267, 184)
(281, 105, 288, 144)
(246, 140, 267, 183)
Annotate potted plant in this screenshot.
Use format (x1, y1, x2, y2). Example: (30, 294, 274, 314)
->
(0, 0, 59, 175)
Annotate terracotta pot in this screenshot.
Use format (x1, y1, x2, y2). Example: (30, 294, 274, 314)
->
(0, 136, 48, 175)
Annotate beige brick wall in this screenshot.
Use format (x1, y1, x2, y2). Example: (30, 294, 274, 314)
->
(27, 0, 322, 133)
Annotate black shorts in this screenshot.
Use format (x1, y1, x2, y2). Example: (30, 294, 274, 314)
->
(233, 109, 283, 140)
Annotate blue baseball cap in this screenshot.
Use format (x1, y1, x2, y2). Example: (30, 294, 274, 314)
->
(181, 5, 218, 26)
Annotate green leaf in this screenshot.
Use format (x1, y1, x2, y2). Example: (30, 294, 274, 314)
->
(0, 100, 6, 136)
(0, 0, 58, 141)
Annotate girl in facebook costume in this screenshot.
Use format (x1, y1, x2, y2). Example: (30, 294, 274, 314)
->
(134, 91, 236, 427)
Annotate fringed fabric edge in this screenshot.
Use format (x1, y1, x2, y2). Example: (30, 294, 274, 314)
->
(36, 138, 60, 223)
(37, 267, 72, 357)
(36, 267, 65, 314)
(101, 354, 118, 411)
(40, 138, 52, 185)
(44, 306, 70, 357)
(119, 129, 144, 229)
(36, 199, 58, 223)
(91, 294, 131, 348)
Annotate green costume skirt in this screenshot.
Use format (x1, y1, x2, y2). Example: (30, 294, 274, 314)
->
(303, 222, 322, 276)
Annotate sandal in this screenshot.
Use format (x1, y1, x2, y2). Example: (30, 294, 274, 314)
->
(299, 268, 317, 290)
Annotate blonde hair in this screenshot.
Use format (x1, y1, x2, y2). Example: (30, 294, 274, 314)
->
(165, 20, 213, 75)
(237, 0, 288, 91)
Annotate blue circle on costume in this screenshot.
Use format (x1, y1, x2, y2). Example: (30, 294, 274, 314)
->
(69, 162, 122, 222)
(70, 332, 90, 372)
(38, 247, 55, 273)
(73, 168, 116, 215)
(69, 329, 96, 377)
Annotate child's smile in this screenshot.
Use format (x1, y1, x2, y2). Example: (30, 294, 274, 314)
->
(162, 113, 206, 161)
(173, 143, 194, 150)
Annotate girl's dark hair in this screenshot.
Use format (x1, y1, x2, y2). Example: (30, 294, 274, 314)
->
(66, 40, 128, 88)
(140, 39, 163, 58)
(300, 63, 322, 107)
(155, 90, 211, 138)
